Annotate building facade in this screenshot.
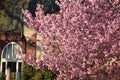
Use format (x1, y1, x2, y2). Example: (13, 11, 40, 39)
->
(0, 0, 43, 80)
(0, 30, 37, 80)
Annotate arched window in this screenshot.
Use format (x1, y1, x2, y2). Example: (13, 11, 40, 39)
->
(2, 42, 22, 60)
(1, 42, 23, 80)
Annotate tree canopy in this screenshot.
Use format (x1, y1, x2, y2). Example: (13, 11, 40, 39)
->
(21, 0, 120, 80)
(0, 0, 60, 32)
(0, 0, 28, 32)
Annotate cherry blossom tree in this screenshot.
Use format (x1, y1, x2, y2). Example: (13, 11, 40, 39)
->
(21, 0, 120, 80)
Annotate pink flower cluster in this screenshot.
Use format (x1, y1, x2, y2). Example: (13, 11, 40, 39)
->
(21, 0, 120, 80)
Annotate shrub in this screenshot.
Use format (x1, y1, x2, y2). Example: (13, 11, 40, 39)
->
(21, 64, 55, 80)
(0, 74, 6, 80)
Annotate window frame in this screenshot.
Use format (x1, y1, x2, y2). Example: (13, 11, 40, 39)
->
(1, 42, 22, 61)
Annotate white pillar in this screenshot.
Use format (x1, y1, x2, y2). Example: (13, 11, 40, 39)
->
(0, 61, 2, 74)
(6, 62, 10, 80)
(16, 62, 20, 80)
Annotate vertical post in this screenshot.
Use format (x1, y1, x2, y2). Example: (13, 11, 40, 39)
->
(6, 62, 10, 80)
(5, 61, 7, 80)
(16, 62, 21, 80)
(15, 62, 19, 80)
(0, 61, 2, 74)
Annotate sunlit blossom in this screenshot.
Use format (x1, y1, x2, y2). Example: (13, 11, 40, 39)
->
(21, 0, 120, 80)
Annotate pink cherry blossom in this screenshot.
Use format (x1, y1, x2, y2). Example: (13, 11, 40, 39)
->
(21, 0, 120, 80)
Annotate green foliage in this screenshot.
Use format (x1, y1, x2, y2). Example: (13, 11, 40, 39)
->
(42, 70, 55, 80)
(30, 72, 42, 80)
(21, 64, 36, 80)
(0, 74, 6, 80)
(21, 64, 56, 80)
